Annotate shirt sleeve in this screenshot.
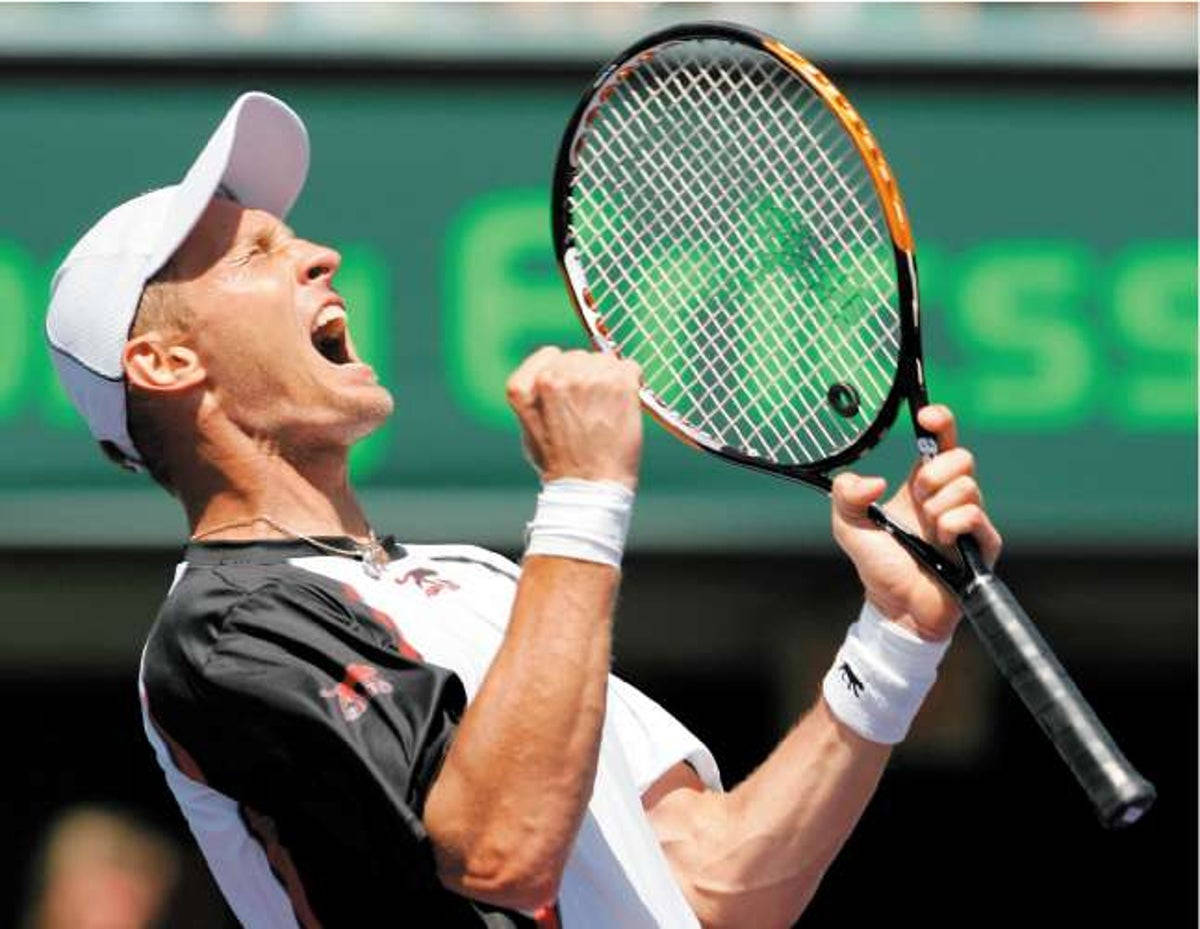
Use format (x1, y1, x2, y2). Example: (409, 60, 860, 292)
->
(418, 545, 522, 633)
(608, 674, 724, 795)
(412, 546, 725, 798)
(204, 600, 456, 827)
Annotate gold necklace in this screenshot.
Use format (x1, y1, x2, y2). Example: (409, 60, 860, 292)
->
(191, 515, 391, 578)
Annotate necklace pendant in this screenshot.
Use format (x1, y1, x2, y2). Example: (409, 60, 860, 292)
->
(361, 540, 389, 579)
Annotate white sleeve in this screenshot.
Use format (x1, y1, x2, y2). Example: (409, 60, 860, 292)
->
(607, 674, 723, 795)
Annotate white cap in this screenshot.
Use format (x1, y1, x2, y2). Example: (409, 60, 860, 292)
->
(45, 91, 310, 469)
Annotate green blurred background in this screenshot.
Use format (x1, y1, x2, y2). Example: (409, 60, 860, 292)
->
(0, 3, 1195, 927)
(1, 64, 1195, 546)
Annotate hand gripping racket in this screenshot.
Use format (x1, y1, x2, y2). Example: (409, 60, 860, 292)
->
(551, 21, 1155, 828)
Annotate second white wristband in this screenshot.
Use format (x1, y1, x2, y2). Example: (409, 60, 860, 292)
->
(822, 601, 952, 745)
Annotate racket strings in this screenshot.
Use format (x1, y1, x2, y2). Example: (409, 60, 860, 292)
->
(569, 39, 902, 465)
(579, 101, 829, 457)
(690, 62, 902, 439)
(581, 83, 878, 462)
(578, 111, 814, 454)
(680, 55, 902, 389)
(603, 83, 829, 454)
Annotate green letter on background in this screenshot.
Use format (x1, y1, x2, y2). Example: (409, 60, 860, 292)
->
(952, 241, 1096, 429)
(339, 244, 393, 481)
(443, 189, 583, 430)
(0, 241, 33, 421)
(33, 245, 83, 429)
(909, 243, 967, 414)
(1109, 241, 1198, 431)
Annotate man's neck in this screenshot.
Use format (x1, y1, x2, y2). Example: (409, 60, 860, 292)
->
(180, 444, 372, 543)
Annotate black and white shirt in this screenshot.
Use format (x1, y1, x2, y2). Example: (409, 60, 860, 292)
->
(139, 539, 721, 928)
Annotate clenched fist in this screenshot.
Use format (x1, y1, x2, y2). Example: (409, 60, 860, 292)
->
(506, 347, 643, 490)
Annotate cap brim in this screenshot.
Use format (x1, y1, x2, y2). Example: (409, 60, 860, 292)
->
(146, 91, 310, 276)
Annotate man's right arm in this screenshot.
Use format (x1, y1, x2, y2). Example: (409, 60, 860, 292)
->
(423, 347, 643, 914)
(423, 556, 618, 912)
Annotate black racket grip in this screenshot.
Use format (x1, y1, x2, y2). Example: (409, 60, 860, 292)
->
(961, 575, 1156, 828)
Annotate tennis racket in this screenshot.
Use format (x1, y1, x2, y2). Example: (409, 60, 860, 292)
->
(551, 21, 1155, 828)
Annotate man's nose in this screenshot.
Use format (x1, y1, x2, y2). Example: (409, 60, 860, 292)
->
(299, 243, 342, 284)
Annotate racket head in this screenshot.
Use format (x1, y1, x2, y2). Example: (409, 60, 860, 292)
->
(552, 21, 926, 479)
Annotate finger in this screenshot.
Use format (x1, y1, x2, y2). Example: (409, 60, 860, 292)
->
(919, 474, 982, 522)
(911, 447, 975, 503)
(618, 356, 642, 387)
(543, 350, 619, 401)
(936, 504, 1003, 567)
(506, 346, 562, 409)
(916, 404, 958, 453)
(832, 472, 888, 523)
(578, 352, 641, 400)
(520, 430, 546, 472)
(609, 355, 644, 397)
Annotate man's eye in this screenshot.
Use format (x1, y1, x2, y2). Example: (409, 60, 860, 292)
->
(242, 240, 271, 261)
(232, 230, 281, 266)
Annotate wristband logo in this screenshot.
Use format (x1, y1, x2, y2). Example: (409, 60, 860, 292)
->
(838, 662, 865, 698)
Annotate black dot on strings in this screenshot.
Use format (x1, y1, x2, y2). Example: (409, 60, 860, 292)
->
(827, 382, 860, 418)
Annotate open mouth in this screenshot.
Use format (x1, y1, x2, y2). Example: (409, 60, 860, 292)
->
(310, 304, 353, 365)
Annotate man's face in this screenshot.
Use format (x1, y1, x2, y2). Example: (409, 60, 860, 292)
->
(167, 197, 393, 455)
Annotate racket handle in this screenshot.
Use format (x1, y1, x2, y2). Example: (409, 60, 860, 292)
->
(955, 534, 989, 577)
(961, 574, 1156, 828)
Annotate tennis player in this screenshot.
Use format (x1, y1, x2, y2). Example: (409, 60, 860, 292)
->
(46, 94, 1000, 928)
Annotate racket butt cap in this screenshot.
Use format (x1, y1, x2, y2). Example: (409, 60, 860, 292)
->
(1100, 780, 1156, 829)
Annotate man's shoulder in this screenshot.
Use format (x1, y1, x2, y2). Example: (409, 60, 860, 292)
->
(160, 557, 349, 626)
(144, 559, 370, 677)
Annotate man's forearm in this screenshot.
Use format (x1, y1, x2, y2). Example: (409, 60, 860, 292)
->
(649, 698, 890, 929)
(424, 555, 615, 911)
(648, 405, 989, 928)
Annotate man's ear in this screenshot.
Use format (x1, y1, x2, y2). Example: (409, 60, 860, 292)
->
(123, 333, 205, 393)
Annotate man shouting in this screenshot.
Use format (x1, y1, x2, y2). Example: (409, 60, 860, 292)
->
(46, 93, 1000, 928)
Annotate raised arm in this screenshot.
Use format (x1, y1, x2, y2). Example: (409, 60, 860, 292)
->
(644, 405, 1003, 928)
(423, 347, 642, 913)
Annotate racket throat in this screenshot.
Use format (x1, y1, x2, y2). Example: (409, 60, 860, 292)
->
(865, 503, 968, 591)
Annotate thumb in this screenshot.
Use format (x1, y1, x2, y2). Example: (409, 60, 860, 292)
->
(831, 472, 888, 523)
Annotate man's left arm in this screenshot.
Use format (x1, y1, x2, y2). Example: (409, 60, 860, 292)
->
(642, 405, 1002, 929)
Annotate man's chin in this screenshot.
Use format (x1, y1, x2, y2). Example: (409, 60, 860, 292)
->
(263, 382, 395, 459)
(343, 384, 395, 441)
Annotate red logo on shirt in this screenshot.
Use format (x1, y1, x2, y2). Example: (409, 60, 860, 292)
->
(321, 663, 394, 722)
(338, 583, 424, 661)
(396, 567, 460, 597)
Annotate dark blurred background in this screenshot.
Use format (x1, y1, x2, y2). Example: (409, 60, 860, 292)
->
(0, 2, 1195, 926)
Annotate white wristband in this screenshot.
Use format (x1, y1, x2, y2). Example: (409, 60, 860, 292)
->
(524, 478, 635, 568)
(822, 601, 952, 745)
